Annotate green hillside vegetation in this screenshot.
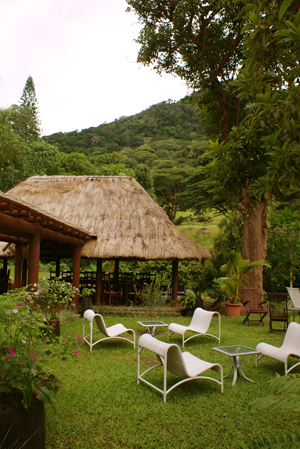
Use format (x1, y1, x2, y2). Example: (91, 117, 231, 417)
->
(42, 98, 210, 223)
(43, 98, 205, 155)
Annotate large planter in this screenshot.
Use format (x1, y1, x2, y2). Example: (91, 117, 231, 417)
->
(0, 400, 45, 449)
(225, 302, 242, 318)
(47, 317, 60, 337)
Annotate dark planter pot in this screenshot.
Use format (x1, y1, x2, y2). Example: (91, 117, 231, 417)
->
(47, 317, 60, 337)
(0, 400, 45, 449)
(225, 303, 242, 318)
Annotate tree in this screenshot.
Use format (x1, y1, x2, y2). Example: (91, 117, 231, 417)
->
(128, 0, 300, 294)
(153, 167, 189, 222)
(126, 0, 246, 141)
(18, 76, 41, 141)
(267, 208, 300, 290)
(0, 112, 28, 191)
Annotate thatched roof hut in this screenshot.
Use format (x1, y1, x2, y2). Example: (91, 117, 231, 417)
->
(8, 176, 211, 262)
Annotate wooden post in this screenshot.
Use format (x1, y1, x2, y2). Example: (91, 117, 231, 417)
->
(72, 246, 81, 313)
(21, 259, 27, 287)
(14, 243, 22, 289)
(28, 234, 41, 287)
(172, 259, 179, 305)
(96, 259, 102, 305)
(55, 256, 60, 278)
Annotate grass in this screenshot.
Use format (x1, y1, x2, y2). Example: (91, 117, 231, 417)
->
(44, 309, 300, 449)
(177, 211, 223, 249)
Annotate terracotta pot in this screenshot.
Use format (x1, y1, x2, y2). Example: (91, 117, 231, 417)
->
(0, 400, 45, 449)
(225, 302, 242, 318)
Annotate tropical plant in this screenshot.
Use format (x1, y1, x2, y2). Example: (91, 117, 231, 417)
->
(38, 278, 78, 320)
(216, 250, 270, 304)
(179, 292, 196, 310)
(0, 287, 78, 411)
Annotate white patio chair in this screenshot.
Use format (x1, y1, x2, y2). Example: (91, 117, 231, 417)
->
(168, 307, 220, 347)
(83, 309, 135, 351)
(286, 287, 300, 321)
(138, 334, 223, 402)
(256, 322, 300, 375)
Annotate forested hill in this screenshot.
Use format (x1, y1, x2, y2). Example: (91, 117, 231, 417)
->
(43, 98, 205, 155)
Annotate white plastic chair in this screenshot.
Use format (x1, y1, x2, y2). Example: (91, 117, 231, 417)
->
(83, 309, 135, 351)
(138, 334, 223, 402)
(286, 287, 300, 321)
(168, 307, 220, 347)
(256, 322, 300, 375)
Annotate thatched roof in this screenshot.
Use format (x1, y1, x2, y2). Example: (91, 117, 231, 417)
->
(8, 176, 211, 262)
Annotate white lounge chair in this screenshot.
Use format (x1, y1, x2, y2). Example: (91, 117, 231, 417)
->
(256, 322, 300, 375)
(286, 287, 300, 321)
(138, 334, 223, 402)
(168, 307, 220, 347)
(83, 309, 135, 351)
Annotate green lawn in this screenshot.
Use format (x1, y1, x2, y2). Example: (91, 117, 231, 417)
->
(45, 310, 299, 449)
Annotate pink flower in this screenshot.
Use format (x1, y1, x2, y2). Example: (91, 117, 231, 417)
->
(10, 348, 15, 356)
(34, 290, 40, 295)
(51, 323, 56, 326)
(12, 309, 18, 314)
(74, 350, 79, 355)
(5, 356, 11, 362)
(16, 303, 20, 306)
(30, 353, 37, 359)
(77, 338, 81, 342)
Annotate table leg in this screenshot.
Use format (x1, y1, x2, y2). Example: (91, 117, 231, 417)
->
(225, 356, 254, 385)
(232, 356, 239, 385)
(239, 355, 254, 383)
(147, 326, 156, 337)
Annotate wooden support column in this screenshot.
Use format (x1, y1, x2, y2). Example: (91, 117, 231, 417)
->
(72, 246, 81, 313)
(28, 234, 41, 287)
(172, 259, 179, 305)
(22, 259, 27, 287)
(3, 258, 7, 275)
(96, 259, 102, 306)
(14, 243, 22, 289)
(55, 256, 60, 278)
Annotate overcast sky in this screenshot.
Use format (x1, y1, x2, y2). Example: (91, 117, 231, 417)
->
(0, 0, 189, 136)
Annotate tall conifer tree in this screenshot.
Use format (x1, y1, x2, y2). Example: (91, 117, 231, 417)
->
(18, 75, 41, 141)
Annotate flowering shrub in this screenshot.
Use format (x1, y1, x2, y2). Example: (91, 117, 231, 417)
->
(38, 277, 78, 319)
(0, 287, 79, 411)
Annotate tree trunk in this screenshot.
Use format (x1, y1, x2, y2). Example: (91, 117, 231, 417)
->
(238, 189, 268, 297)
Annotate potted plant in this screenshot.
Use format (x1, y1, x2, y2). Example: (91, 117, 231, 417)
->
(80, 287, 95, 316)
(0, 286, 79, 448)
(216, 250, 270, 317)
(38, 278, 78, 336)
(179, 291, 196, 316)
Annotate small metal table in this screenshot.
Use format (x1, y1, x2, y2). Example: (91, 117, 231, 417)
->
(213, 345, 260, 385)
(137, 320, 168, 337)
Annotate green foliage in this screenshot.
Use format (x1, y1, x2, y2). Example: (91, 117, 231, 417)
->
(217, 250, 270, 303)
(44, 99, 205, 154)
(179, 292, 196, 309)
(126, 0, 245, 140)
(239, 374, 300, 448)
(38, 278, 78, 320)
(0, 287, 78, 411)
(18, 76, 41, 141)
(139, 283, 165, 318)
(265, 207, 300, 292)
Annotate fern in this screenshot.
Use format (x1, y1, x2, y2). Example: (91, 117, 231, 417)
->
(239, 431, 300, 448)
(240, 375, 300, 448)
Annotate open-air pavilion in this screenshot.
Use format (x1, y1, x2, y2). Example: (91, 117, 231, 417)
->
(0, 190, 96, 308)
(6, 175, 211, 310)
